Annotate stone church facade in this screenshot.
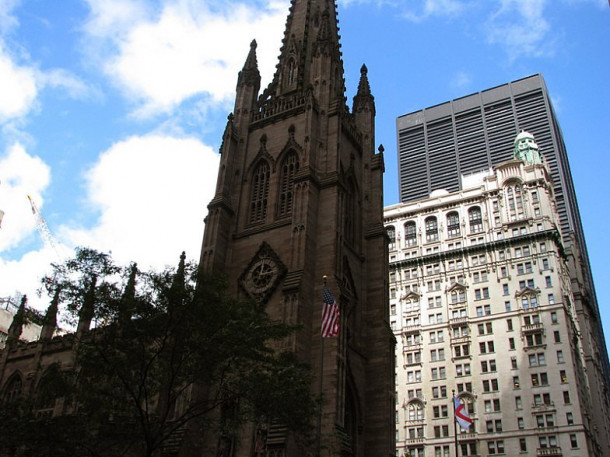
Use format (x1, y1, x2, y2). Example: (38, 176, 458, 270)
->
(198, 0, 394, 455)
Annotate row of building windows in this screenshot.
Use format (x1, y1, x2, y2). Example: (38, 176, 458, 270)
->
(392, 296, 557, 331)
(401, 314, 561, 344)
(402, 434, 579, 457)
(400, 394, 575, 425)
(387, 207, 484, 248)
(404, 365, 569, 387)
(388, 185, 545, 251)
(406, 344, 564, 366)
(391, 239, 550, 270)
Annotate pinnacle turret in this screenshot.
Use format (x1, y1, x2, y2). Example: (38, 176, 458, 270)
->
(7, 295, 27, 344)
(237, 40, 261, 89)
(119, 263, 138, 325)
(169, 252, 187, 310)
(353, 64, 375, 115)
(77, 276, 97, 336)
(40, 288, 61, 341)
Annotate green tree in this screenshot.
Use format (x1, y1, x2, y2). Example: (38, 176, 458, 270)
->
(7, 248, 316, 457)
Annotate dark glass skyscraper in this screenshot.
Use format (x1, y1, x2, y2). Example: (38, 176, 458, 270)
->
(396, 74, 610, 452)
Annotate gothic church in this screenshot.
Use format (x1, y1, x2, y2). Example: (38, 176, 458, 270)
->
(199, 0, 394, 455)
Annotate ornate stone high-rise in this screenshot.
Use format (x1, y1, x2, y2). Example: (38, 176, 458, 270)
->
(199, 1, 394, 456)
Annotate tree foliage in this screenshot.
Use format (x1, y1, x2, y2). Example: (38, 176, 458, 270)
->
(4, 248, 316, 457)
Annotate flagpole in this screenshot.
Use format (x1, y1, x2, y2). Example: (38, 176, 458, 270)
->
(452, 390, 459, 457)
(315, 276, 327, 457)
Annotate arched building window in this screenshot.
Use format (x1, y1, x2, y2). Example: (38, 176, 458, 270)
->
(407, 401, 424, 421)
(505, 183, 524, 221)
(425, 216, 438, 242)
(278, 151, 299, 216)
(447, 212, 460, 237)
(2, 374, 22, 404)
(404, 221, 417, 247)
(249, 161, 270, 224)
(387, 226, 396, 250)
(469, 206, 483, 233)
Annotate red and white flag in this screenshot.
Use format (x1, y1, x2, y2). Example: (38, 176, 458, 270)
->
(454, 397, 473, 430)
(321, 284, 339, 338)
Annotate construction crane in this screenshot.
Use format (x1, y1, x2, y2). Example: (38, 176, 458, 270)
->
(27, 194, 60, 257)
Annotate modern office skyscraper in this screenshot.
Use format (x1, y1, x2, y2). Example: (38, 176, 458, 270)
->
(386, 133, 610, 456)
(395, 75, 609, 448)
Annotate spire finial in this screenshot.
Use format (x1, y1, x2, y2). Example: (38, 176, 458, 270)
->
(243, 39, 258, 70)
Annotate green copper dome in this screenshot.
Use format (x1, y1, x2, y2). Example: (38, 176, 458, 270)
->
(513, 130, 542, 165)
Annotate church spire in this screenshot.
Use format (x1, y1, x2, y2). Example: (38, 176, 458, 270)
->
(263, 0, 344, 100)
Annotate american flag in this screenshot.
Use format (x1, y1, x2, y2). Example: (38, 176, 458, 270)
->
(321, 284, 340, 338)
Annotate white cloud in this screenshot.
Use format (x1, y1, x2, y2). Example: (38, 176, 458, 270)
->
(0, 0, 20, 33)
(82, 0, 150, 39)
(40, 68, 101, 101)
(63, 134, 219, 270)
(0, 247, 63, 311)
(450, 71, 472, 89)
(399, 0, 467, 22)
(0, 136, 219, 312)
(0, 142, 59, 311)
(0, 142, 51, 250)
(82, 0, 289, 117)
(485, 0, 554, 60)
(0, 41, 38, 122)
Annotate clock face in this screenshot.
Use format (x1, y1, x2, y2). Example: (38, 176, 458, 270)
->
(245, 256, 279, 296)
(239, 242, 286, 303)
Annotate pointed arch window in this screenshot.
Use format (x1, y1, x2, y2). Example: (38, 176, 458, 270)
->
(469, 206, 483, 233)
(447, 212, 460, 237)
(278, 151, 299, 217)
(286, 58, 297, 87)
(35, 366, 65, 416)
(404, 221, 417, 247)
(425, 216, 438, 242)
(249, 161, 270, 224)
(2, 374, 22, 404)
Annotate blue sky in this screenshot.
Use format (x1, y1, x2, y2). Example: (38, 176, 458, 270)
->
(0, 0, 608, 343)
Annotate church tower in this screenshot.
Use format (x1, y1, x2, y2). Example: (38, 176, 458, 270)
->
(200, 1, 394, 455)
